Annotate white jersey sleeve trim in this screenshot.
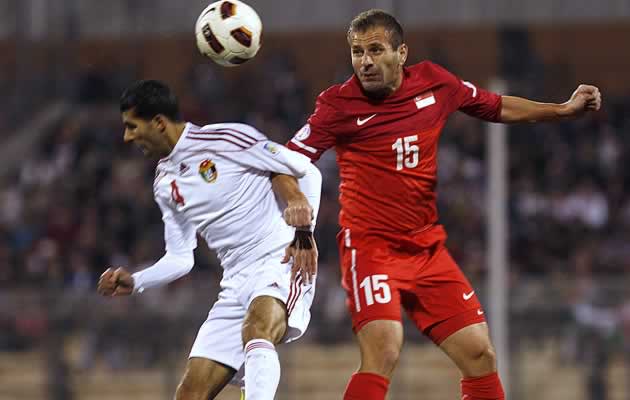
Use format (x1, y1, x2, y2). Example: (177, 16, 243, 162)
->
(290, 138, 318, 154)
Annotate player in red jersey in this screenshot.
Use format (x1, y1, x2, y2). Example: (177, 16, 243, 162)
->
(285, 9, 601, 400)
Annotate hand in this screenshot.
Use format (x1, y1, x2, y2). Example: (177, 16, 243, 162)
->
(562, 84, 602, 117)
(282, 230, 318, 285)
(283, 198, 314, 228)
(97, 267, 134, 297)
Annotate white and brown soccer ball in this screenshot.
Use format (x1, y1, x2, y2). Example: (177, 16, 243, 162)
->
(195, 0, 263, 67)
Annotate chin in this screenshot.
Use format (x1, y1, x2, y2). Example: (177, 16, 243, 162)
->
(361, 83, 390, 99)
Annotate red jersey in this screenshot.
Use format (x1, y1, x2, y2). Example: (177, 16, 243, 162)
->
(287, 61, 502, 234)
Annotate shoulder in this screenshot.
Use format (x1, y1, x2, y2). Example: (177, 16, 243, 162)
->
(309, 80, 357, 129)
(316, 83, 345, 108)
(184, 122, 265, 152)
(408, 61, 456, 83)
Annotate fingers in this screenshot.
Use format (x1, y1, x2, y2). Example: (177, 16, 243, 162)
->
(97, 267, 133, 296)
(97, 268, 116, 296)
(291, 248, 318, 285)
(114, 267, 133, 288)
(285, 246, 318, 285)
(281, 246, 291, 264)
(112, 284, 133, 296)
(569, 84, 602, 115)
(585, 93, 601, 111)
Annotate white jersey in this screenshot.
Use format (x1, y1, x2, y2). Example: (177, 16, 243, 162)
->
(138, 122, 317, 285)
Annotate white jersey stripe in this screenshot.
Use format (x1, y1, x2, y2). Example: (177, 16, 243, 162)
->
(351, 249, 360, 312)
(290, 138, 318, 154)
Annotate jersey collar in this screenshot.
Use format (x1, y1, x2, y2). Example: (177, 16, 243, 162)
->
(158, 122, 195, 164)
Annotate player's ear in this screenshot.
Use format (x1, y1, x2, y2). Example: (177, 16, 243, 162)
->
(153, 115, 167, 133)
(398, 43, 408, 66)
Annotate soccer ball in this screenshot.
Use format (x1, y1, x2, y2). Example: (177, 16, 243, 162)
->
(195, 0, 263, 67)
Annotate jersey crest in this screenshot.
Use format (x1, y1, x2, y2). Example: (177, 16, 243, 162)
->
(198, 159, 218, 183)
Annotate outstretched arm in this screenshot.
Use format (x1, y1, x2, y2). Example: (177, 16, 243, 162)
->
(97, 195, 197, 297)
(500, 84, 602, 123)
(97, 251, 194, 296)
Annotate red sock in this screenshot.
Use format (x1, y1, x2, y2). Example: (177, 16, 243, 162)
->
(343, 372, 390, 400)
(461, 372, 505, 400)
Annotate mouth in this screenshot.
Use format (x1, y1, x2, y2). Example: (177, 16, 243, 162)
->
(361, 73, 380, 82)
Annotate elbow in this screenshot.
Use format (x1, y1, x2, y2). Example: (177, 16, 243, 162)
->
(169, 251, 195, 275)
(181, 253, 195, 274)
(307, 162, 323, 188)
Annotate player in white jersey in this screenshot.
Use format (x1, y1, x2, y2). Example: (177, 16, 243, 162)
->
(96, 80, 322, 400)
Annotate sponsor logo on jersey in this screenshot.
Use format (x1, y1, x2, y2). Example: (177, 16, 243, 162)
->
(263, 142, 280, 155)
(463, 290, 475, 301)
(198, 159, 218, 183)
(294, 124, 311, 141)
(356, 113, 377, 126)
(179, 162, 190, 175)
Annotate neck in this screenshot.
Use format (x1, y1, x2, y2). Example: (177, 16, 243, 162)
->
(389, 69, 404, 93)
(165, 121, 188, 151)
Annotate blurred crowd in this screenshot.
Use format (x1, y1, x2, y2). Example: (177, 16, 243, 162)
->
(1, 44, 630, 376)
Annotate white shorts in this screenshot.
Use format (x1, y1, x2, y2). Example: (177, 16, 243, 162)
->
(188, 247, 314, 385)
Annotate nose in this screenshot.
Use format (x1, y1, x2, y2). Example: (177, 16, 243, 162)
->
(361, 53, 374, 69)
(124, 129, 134, 143)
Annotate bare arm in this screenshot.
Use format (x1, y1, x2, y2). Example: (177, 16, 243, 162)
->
(271, 173, 313, 228)
(272, 164, 323, 285)
(500, 84, 602, 123)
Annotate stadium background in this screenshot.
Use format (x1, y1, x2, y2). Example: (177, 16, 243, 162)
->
(1, 1, 629, 399)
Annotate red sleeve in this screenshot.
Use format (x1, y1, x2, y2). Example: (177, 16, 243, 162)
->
(430, 62, 502, 122)
(286, 90, 340, 162)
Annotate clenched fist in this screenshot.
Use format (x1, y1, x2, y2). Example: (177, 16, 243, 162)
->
(283, 198, 313, 228)
(562, 84, 602, 117)
(97, 267, 134, 296)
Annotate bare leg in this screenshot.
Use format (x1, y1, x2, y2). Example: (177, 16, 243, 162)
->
(175, 357, 235, 400)
(240, 295, 288, 400)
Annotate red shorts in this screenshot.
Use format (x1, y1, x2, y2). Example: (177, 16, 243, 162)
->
(338, 225, 485, 345)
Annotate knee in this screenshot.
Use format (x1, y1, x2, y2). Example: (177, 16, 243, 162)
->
(379, 345, 402, 371)
(361, 342, 401, 376)
(242, 317, 286, 345)
(466, 342, 497, 374)
(242, 297, 287, 345)
(476, 343, 497, 365)
(175, 372, 208, 400)
(357, 321, 403, 376)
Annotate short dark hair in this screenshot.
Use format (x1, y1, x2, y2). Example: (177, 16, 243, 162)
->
(347, 9, 404, 50)
(120, 80, 181, 121)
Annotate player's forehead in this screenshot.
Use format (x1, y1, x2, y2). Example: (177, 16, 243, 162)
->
(349, 26, 392, 49)
(121, 109, 142, 124)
